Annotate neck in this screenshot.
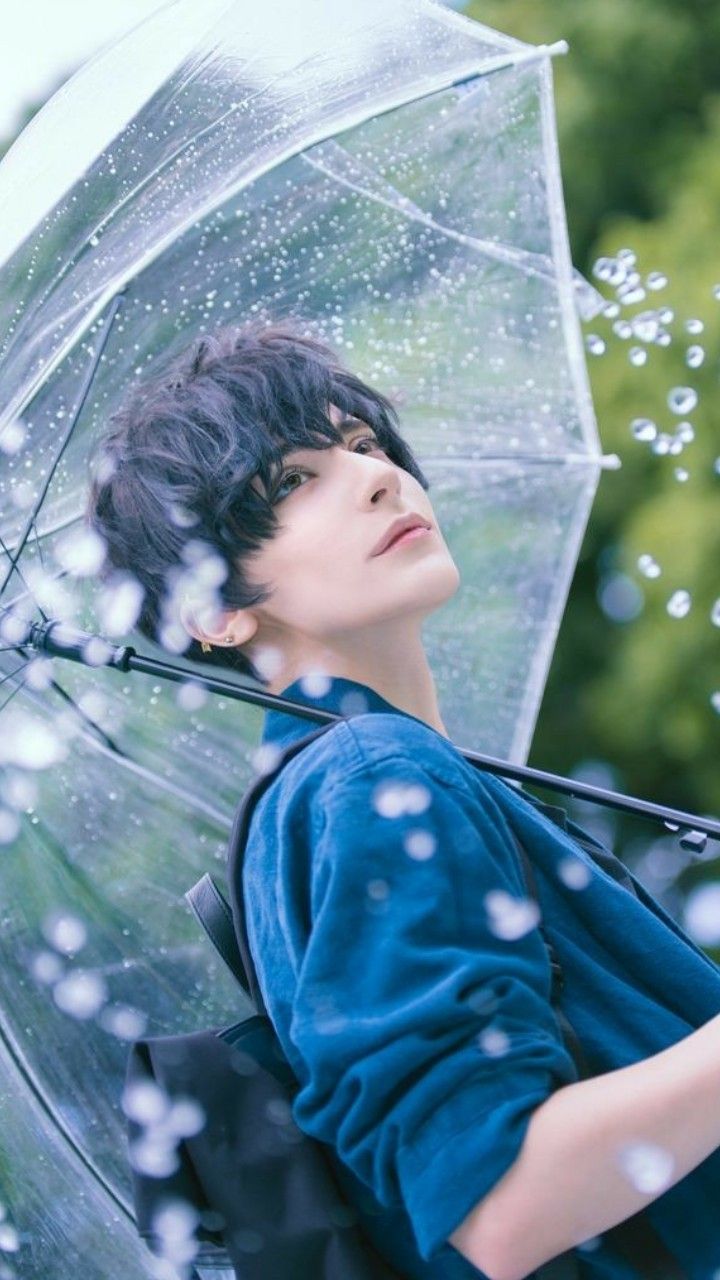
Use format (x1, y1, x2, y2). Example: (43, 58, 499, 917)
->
(264, 626, 451, 740)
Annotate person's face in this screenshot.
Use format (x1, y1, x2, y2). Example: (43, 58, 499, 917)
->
(235, 404, 460, 674)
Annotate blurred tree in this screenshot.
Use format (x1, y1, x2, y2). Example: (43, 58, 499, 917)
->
(465, 1, 719, 922)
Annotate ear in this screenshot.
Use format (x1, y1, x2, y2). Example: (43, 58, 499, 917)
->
(179, 599, 259, 649)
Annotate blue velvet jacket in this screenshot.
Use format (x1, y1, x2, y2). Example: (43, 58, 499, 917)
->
(239, 675, 720, 1279)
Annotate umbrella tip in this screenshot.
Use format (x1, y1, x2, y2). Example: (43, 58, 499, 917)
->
(600, 453, 623, 471)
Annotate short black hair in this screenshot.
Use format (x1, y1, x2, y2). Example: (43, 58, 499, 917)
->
(84, 317, 430, 685)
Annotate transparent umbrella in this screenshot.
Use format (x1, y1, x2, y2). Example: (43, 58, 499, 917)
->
(0, 0, 663, 1276)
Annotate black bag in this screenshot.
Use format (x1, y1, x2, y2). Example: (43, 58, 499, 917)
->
(125, 722, 687, 1279)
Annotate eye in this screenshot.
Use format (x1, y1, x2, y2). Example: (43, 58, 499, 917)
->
(272, 435, 385, 502)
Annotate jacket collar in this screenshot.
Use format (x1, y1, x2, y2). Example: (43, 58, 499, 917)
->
(260, 674, 413, 749)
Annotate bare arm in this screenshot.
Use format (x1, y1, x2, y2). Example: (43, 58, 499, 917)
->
(448, 1010, 720, 1280)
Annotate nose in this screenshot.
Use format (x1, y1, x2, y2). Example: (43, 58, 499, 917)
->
(356, 452, 402, 507)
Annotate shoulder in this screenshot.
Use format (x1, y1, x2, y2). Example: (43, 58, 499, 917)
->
(285, 711, 472, 798)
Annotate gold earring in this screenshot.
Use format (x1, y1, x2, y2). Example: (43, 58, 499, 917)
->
(201, 640, 212, 653)
(225, 635, 235, 645)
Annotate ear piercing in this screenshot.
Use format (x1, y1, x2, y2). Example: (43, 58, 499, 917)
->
(200, 635, 235, 652)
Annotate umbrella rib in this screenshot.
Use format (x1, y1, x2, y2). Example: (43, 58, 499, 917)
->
(0, 530, 50, 624)
(1, 509, 83, 558)
(30, 51, 291, 299)
(0, 289, 125, 604)
(301, 140, 560, 286)
(8, 667, 233, 828)
(0, 663, 31, 712)
(0, 1005, 137, 1226)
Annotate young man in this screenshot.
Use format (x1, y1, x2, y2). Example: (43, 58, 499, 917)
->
(87, 319, 720, 1280)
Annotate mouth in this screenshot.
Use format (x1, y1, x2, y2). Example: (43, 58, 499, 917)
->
(371, 515, 433, 558)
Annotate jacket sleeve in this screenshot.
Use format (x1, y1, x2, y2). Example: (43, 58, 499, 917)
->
(286, 750, 580, 1263)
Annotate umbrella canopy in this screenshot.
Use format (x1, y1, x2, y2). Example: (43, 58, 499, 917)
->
(0, 1, 609, 1275)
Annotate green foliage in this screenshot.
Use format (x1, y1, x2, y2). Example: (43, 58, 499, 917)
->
(464, 0, 719, 888)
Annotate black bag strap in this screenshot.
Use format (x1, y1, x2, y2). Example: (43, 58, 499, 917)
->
(185, 869, 247, 989)
(185, 724, 687, 1279)
(186, 722, 336, 1013)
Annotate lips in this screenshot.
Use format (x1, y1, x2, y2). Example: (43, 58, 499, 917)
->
(370, 513, 432, 557)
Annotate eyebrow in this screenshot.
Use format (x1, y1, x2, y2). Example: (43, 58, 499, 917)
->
(261, 416, 373, 496)
(336, 415, 367, 431)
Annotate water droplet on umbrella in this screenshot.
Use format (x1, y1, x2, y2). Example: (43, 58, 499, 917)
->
(98, 572, 144, 634)
(0, 418, 27, 455)
(122, 1081, 170, 1127)
(667, 386, 697, 415)
(167, 502, 199, 529)
(484, 889, 540, 940)
(711, 691, 720, 714)
(637, 554, 661, 579)
(668, 439, 684, 456)
(2, 770, 36, 812)
(618, 286, 646, 306)
(0, 808, 20, 846)
(631, 418, 657, 442)
(659, 307, 674, 324)
(54, 527, 107, 576)
(0, 1222, 20, 1252)
(685, 317, 704, 334)
(53, 970, 108, 1019)
(477, 1026, 511, 1058)
(250, 742, 283, 777)
(30, 950, 65, 984)
(557, 856, 592, 889)
(629, 346, 647, 366)
(299, 670, 331, 697)
(675, 421, 694, 444)
(714, 457, 720, 476)
(685, 345, 705, 368)
(129, 1135, 179, 1179)
(673, 467, 689, 482)
(0, 712, 67, 770)
(12, 479, 36, 509)
(602, 302, 620, 318)
(251, 644, 284, 683)
(42, 910, 87, 954)
(666, 590, 691, 618)
(152, 1198, 200, 1252)
(372, 780, 432, 817)
(585, 334, 605, 355)
(617, 1141, 675, 1194)
(176, 679, 208, 711)
(23, 562, 76, 619)
(617, 248, 637, 265)
(593, 256, 625, 286)
(25, 657, 55, 693)
(713, 284, 720, 300)
(167, 1098, 206, 1138)
(645, 271, 668, 291)
(82, 635, 115, 667)
(683, 882, 720, 945)
(630, 310, 661, 342)
(598, 572, 644, 621)
(98, 1003, 148, 1040)
(711, 599, 720, 627)
(403, 828, 437, 860)
(612, 320, 632, 339)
